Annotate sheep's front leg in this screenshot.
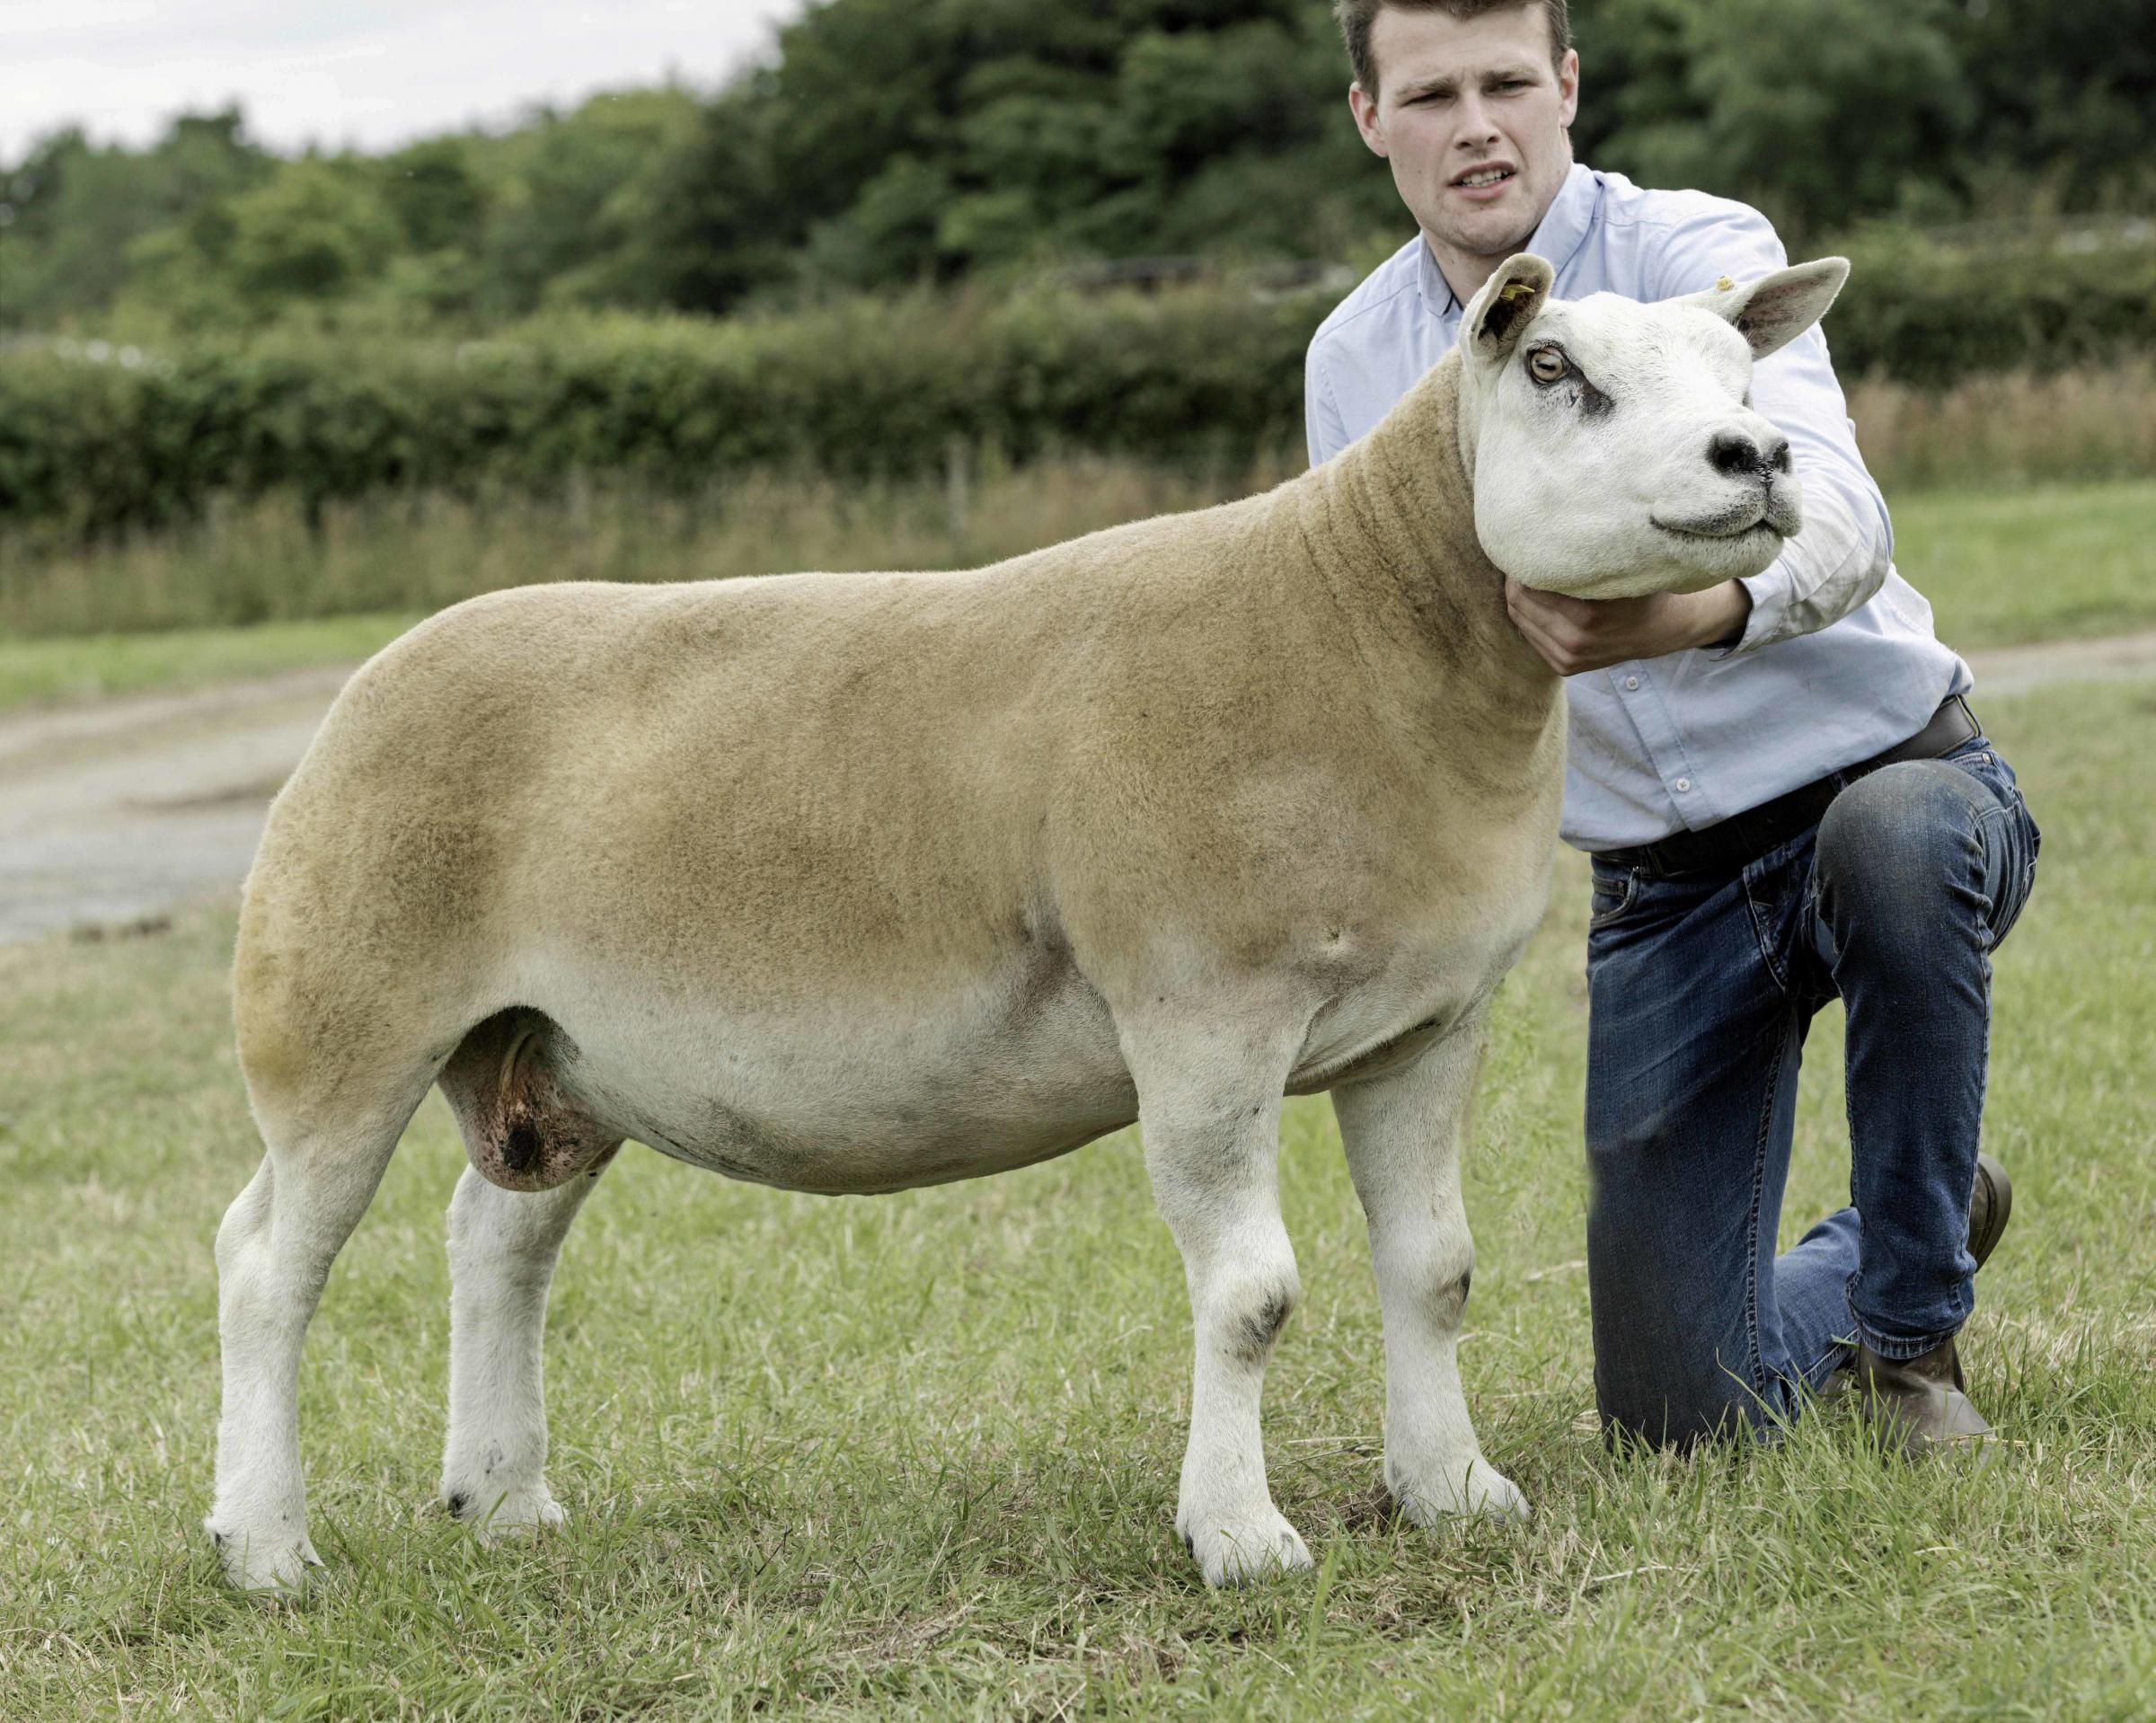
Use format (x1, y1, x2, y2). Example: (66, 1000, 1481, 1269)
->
(1331, 1016, 1526, 1525)
(439, 1152, 614, 1539)
(1127, 1009, 1312, 1586)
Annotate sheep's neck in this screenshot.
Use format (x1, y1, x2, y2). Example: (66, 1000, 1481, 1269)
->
(1292, 349, 1558, 718)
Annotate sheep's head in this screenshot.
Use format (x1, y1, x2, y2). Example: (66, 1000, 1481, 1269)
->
(1454, 252, 1850, 599)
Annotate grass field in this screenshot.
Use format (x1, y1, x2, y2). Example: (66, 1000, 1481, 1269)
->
(0, 612, 424, 714)
(1890, 481, 2156, 649)
(1, 474, 2152, 719)
(3, 675, 2152, 1719)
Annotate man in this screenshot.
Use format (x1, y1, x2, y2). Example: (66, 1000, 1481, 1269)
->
(1306, 0, 2042, 1453)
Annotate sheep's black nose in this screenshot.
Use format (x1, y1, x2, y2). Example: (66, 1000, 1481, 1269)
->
(1708, 431, 1791, 481)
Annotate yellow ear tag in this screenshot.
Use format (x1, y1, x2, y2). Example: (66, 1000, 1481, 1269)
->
(1498, 280, 1536, 302)
(1714, 274, 1734, 292)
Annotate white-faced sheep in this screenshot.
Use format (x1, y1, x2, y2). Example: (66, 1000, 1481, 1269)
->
(208, 252, 1847, 1589)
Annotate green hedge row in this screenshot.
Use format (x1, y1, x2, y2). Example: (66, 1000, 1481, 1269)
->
(1830, 227, 2156, 388)
(4, 234, 2151, 537)
(0, 289, 1321, 539)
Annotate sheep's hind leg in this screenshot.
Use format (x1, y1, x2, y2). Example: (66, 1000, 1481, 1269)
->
(1331, 1015, 1526, 1528)
(1127, 1003, 1313, 1586)
(207, 1101, 417, 1591)
(439, 1154, 615, 1540)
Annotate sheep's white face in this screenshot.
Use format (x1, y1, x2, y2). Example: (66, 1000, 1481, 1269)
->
(1455, 253, 1850, 599)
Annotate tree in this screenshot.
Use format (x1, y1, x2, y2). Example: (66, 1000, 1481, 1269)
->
(635, 85, 796, 312)
(648, 0, 1401, 299)
(472, 88, 702, 318)
(221, 160, 398, 306)
(0, 110, 269, 329)
(1946, 0, 2156, 216)
(1581, 0, 1975, 239)
(379, 138, 486, 255)
(6, 0, 2148, 331)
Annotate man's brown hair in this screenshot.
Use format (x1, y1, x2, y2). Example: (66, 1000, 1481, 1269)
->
(1332, 0, 1573, 96)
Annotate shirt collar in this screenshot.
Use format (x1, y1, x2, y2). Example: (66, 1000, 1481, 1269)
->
(1417, 160, 1601, 318)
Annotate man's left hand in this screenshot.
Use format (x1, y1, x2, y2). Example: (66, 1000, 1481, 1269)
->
(1504, 577, 1754, 676)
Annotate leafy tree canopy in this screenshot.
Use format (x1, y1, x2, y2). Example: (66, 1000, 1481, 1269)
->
(1, 0, 2146, 334)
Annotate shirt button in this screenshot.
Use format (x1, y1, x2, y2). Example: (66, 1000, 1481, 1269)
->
(1622, 675, 1640, 691)
(1675, 777, 1693, 792)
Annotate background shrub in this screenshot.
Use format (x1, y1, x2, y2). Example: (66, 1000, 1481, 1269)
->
(3, 231, 2151, 540)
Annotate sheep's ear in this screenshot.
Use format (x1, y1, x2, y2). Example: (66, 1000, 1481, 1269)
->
(1462, 253, 1554, 365)
(1682, 257, 1849, 361)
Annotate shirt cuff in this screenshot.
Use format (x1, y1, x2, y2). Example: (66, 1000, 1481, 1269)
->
(1708, 570, 1787, 658)
(1706, 481, 1884, 658)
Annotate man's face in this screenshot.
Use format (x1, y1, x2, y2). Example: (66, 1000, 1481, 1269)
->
(1349, 4, 1579, 275)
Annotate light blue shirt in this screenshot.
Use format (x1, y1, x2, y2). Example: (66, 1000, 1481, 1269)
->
(1305, 163, 1974, 851)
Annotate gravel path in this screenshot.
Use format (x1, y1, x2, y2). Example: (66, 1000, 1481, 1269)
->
(0, 667, 352, 945)
(5, 629, 2155, 946)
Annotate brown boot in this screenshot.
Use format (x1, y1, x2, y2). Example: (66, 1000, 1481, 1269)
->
(1851, 1336, 1996, 1459)
(1816, 1153, 2011, 1445)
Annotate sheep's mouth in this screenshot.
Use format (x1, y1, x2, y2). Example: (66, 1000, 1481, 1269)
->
(1650, 515, 1777, 542)
(1652, 492, 1800, 541)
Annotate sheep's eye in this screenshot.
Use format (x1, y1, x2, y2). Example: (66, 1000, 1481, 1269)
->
(1527, 348, 1568, 384)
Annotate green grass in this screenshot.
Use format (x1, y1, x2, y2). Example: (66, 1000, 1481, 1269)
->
(0, 474, 2152, 720)
(1892, 479, 2156, 649)
(0, 613, 420, 712)
(3, 676, 2152, 1719)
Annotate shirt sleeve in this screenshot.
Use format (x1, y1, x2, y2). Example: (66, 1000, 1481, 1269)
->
(1650, 204, 1894, 656)
(1304, 340, 1349, 469)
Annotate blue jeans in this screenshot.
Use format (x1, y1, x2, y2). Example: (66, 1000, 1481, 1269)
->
(1583, 730, 2042, 1446)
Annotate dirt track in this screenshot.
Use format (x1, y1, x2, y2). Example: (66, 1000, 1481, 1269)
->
(0, 666, 353, 945)
(4, 630, 2155, 946)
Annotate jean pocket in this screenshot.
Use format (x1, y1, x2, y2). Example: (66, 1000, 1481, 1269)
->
(1986, 795, 2042, 949)
(1589, 866, 1641, 928)
(1944, 734, 2020, 804)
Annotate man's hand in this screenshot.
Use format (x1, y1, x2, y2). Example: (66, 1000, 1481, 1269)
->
(1504, 577, 1753, 676)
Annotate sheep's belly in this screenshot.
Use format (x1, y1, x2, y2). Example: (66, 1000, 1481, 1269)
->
(644, 1099, 1140, 1194)
(532, 902, 1538, 1196)
(540, 962, 1142, 1196)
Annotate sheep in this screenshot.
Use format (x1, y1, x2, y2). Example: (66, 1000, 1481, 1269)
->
(207, 252, 1848, 1590)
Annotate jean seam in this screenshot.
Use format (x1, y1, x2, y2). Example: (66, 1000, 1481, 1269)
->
(1737, 1016, 1789, 1398)
(1961, 800, 1992, 1335)
(1974, 804, 2011, 952)
(1933, 794, 1989, 1333)
(1799, 1331, 1856, 1387)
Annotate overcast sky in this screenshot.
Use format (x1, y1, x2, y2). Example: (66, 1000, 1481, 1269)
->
(0, 0, 811, 162)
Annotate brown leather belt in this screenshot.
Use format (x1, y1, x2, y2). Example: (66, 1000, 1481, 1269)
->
(1594, 694, 1981, 879)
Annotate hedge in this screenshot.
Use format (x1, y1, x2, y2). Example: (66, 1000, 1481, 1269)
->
(3, 232, 2150, 538)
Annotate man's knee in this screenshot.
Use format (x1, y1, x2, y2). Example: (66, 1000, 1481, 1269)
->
(1814, 762, 1984, 926)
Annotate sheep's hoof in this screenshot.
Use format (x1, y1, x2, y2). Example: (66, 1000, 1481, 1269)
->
(1389, 1457, 1530, 1527)
(1176, 1507, 1313, 1587)
(206, 1514, 323, 1593)
(443, 1481, 569, 1544)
